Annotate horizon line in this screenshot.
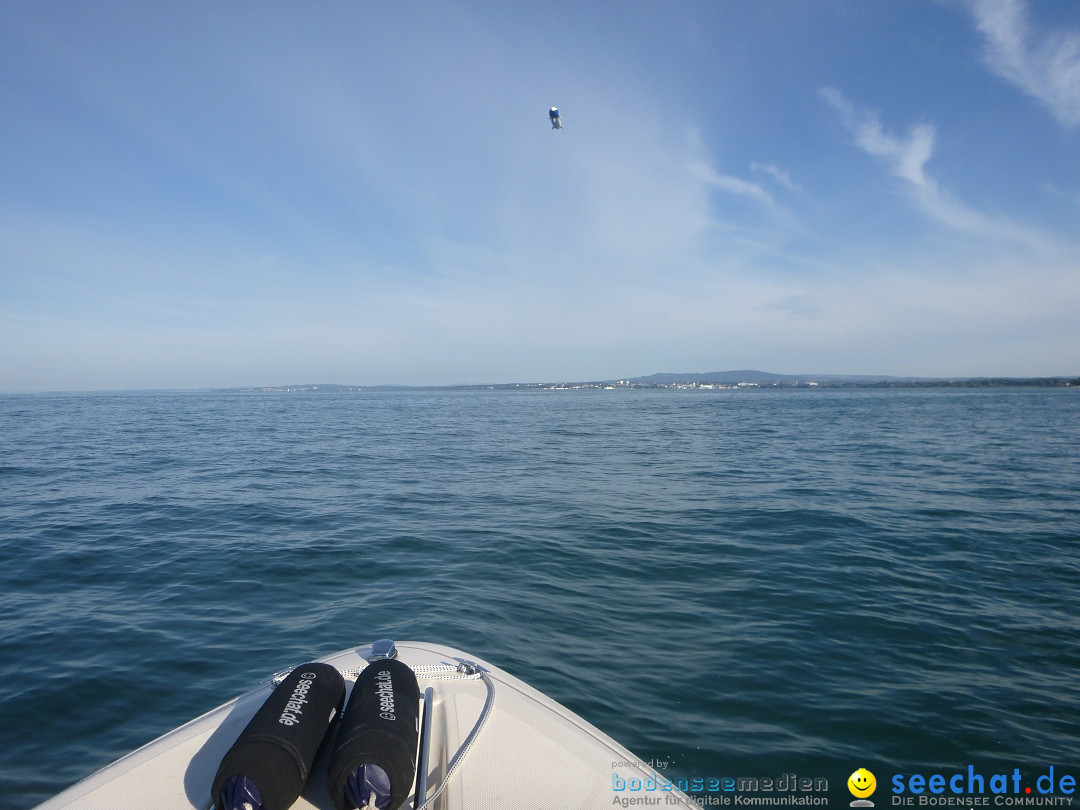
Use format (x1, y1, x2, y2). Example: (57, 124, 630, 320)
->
(4, 371, 1079, 396)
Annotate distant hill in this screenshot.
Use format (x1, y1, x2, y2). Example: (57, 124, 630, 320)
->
(629, 370, 917, 385)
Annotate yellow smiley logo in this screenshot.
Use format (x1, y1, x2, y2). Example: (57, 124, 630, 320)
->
(848, 768, 877, 798)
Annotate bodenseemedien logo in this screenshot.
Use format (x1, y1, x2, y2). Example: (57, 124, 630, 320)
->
(849, 768, 878, 808)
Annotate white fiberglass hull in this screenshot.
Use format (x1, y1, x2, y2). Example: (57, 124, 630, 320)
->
(37, 641, 697, 810)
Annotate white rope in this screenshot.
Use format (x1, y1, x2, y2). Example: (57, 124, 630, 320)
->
(412, 667, 494, 810)
(412, 661, 485, 680)
(337, 663, 483, 680)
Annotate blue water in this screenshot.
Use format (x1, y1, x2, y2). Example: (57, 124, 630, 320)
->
(1, 388, 1078, 808)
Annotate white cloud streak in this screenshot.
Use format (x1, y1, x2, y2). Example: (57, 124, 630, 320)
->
(968, 0, 1080, 127)
(820, 86, 1060, 247)
(750, 162, 803, 193)
(819, 86, 936, 189)
(690, 161, 775, 206)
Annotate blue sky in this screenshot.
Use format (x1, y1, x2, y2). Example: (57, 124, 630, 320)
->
(2, 0, 1078, 390)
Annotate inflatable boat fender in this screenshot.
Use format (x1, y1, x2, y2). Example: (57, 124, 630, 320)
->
(211, 662, 345, 810)
(327, 659, 420, 810)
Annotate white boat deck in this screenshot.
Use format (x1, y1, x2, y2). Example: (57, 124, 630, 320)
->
(37, 641, 698, 810)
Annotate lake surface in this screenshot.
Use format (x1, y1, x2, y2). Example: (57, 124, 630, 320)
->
(1, 387, 1078, 808)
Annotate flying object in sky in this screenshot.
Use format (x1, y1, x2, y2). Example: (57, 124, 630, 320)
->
(549, 107, 562, 129)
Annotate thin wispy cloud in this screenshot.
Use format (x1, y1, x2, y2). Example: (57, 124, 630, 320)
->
(750, 162, 803, 194)
(820, 86, 1055, 247)
(690, 161, 775, 207)
(968, 0, 1080, 127)
(819, 86, 936, 189)
(1040, 181, 1080, 209)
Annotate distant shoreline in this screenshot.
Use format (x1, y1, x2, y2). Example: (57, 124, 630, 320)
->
(8, 376, 1077, 397)
(237, 376, 1079, 394)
